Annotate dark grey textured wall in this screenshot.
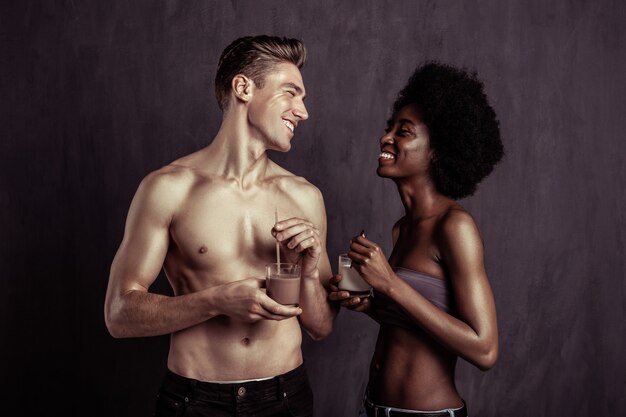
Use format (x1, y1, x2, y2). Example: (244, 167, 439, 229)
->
(2, 1, 625, 416)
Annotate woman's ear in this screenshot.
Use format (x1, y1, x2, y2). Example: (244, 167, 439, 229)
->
(232, 74, 252, 103)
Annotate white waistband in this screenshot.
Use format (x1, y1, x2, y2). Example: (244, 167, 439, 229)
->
(366, 396, 464, 414)
(204, 375, 274, 384)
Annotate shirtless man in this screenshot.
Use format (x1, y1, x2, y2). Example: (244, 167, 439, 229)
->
(104, 35, 334, 417)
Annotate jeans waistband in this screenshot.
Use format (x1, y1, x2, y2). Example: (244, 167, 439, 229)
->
(365, 397, 468, 417)
(162, 363, 308, 402)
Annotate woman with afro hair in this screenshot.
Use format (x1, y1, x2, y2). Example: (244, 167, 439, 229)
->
(330, 62, 503, 416)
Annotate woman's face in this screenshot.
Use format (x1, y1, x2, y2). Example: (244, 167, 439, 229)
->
(377, 103, 432, 179)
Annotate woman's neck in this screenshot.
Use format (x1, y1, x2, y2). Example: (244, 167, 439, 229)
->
(395, 176, 451, 221)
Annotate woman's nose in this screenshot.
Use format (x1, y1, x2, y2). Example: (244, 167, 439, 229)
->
(380, 131, 394, 145)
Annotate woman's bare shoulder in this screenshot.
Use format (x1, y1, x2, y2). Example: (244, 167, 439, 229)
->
(435, 205, 482, 245)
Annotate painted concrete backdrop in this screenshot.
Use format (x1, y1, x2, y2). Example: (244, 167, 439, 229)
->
(1, 0, 625, 416)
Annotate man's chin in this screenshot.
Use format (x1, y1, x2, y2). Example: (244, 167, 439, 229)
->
(270, 143, 292, 153)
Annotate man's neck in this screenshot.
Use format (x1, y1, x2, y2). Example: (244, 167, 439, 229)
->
(204, 113, 272, 188)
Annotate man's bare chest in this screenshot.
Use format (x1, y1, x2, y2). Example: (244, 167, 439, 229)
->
(168, 189, 304, 270)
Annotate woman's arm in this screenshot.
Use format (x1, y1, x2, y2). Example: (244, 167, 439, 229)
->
(327, 222, 406, 317)
(349, 210, 498, 370)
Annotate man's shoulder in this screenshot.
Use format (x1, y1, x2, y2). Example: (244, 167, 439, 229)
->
(269, 168, 326, 229)
(140, 162, 196, 193)
(132, 158, 213, 213)
(123, 164, 197, 221)
(274, 170, 322, 202)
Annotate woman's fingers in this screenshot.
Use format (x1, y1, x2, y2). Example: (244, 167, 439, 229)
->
(328, 290, 352, 301)
(350, 297, 371, 312)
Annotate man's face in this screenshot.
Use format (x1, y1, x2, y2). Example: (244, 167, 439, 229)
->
(246, 62, 309, 152)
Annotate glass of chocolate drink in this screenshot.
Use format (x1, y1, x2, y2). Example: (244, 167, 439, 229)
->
(338, 254, 372, 297)
(266, 263, 301, 306)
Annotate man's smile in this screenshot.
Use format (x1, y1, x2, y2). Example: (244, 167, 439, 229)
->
(282, 119, 295, 132)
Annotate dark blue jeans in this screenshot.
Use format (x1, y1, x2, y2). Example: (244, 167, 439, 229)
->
(154, 363, 313, 417)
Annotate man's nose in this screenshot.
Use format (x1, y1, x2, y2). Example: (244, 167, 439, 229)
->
(294, 101, 309, 121)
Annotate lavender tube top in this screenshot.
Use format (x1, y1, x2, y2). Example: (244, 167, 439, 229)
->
(373, 267, 454, 331)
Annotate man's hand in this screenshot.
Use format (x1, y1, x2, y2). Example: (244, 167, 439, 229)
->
(327, 274, 372, 313)
(272, 217, 322, 278)
(215, 278, 302, 322)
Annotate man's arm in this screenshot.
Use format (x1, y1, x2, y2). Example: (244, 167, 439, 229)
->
(298, 249, 336, 340)
(105, 170, 300, 338)
(273, 187, 337, 340)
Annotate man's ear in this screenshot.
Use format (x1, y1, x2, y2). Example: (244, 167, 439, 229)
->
(232, 74, 253, 103)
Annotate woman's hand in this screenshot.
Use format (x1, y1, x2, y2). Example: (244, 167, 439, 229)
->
(327, 274, 372, 312)
(348, 235, 396, 292)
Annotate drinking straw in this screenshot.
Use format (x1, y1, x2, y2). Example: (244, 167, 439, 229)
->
(275, 208, 281, 264)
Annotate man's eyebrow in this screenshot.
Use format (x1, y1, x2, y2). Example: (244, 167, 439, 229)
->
(284, 82, 305, 96)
